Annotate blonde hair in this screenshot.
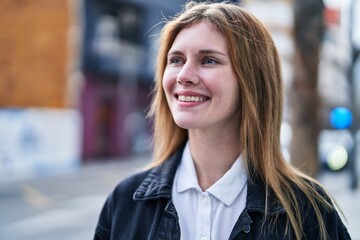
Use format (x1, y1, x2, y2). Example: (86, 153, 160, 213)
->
(148, 2, 333, 239)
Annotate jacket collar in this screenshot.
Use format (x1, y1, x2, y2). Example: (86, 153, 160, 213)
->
(133, 145, 284, 215)
(133, 146, 183, 201)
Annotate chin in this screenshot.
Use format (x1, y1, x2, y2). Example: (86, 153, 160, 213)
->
(174, 121, 190, 130)
(175, 121, 207, 130)
(173, 119, 197, 130)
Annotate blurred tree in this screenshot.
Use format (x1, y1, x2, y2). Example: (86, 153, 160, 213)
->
(291, 0, 324, 177)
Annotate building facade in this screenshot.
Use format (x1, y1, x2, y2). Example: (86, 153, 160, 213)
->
(80, 0, 188, 159)
(0, 0, 73, 107)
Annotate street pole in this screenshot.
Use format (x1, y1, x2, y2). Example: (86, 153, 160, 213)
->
(349, 0, 359, 189)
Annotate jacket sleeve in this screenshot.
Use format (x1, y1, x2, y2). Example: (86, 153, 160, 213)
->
(314, 186, 352, 240)
(329, 208, 351, 240)
(299, 181, 352, 240)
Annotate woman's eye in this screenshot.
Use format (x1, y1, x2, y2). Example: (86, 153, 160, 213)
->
(169, 57, 183, 64)
(203, 58, 218, 65)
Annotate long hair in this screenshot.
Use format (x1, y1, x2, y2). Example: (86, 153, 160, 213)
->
(148, 2, 333, 239)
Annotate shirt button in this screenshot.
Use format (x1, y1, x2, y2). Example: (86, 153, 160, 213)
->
(201, 196, 209, 205)
(201, 237, 207, 240)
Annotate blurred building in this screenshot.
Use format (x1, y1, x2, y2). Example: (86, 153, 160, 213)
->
(318, 0, 352, 119)
(80, 0, 190, 159)
(0, 0, 82, 181)
(0, 0, 238, 181)
(0, 0, 75, 107)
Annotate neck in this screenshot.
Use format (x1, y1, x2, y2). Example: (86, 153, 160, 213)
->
(188, 128, 241, 191)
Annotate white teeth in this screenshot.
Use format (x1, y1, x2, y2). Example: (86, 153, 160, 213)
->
(178, 95, 207, 102)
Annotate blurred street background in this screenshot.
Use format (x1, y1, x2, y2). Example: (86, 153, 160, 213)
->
(0, 0, 360, 239)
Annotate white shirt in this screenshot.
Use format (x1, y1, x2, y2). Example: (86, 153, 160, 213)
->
(172, 143, 248, 240)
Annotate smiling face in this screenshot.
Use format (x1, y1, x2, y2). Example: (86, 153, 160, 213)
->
(162, 20, 240, 133)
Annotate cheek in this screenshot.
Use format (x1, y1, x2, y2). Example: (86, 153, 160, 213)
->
(216, 76, 239, 105)
(162, 69, 175, 96)
(162, 79, 170, 100)
(229, 85, 241, 114)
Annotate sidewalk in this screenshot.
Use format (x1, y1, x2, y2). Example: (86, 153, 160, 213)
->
(0, 153, 359, 240)
(0, 154, 151, 240)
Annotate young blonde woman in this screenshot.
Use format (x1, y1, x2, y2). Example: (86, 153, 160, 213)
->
(94, 2, 350, 240)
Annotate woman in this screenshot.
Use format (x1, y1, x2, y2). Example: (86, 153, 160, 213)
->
(94, 2, 350, 240)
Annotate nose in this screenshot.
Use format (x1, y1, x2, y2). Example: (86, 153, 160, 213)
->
(176, 61, 199, 85)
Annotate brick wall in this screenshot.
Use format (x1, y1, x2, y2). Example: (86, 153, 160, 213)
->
(0, 0, 70, 108)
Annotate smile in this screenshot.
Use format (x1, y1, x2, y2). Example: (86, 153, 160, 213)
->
(177, 94, 208, 102)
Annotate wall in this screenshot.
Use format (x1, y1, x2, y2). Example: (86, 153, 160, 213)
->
(0, 0, 70, 108)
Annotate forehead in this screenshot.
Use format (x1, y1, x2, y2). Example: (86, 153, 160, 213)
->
(170, 20, 228, 53)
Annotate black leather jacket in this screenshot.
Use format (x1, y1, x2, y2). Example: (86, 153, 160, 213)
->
(94, 147, 351, 240)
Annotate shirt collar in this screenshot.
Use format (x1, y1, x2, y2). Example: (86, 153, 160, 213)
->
(207, 156, 247, 206)
(176, 142, 248, 207)
(177, 143, 202, 192)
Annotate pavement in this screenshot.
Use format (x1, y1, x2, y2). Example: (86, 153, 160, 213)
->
(0, 153, 359, 240)
(0, 153, 151, 240)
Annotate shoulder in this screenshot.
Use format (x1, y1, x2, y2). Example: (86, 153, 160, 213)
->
(111, 170, 150, 202)
(94, 169, 152, 240)
(103, 147, 183, 208)
(292, 177, 351, 239)
(97, 169, 151, 216)
(94, 148, 184, 239)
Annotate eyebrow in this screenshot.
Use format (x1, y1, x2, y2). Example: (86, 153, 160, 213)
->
(199, 49, 228, 56)
(168, 49, 228, 57)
